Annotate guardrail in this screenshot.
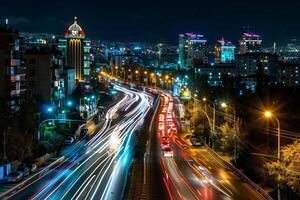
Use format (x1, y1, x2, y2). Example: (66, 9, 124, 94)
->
(206, 147, 273, 200)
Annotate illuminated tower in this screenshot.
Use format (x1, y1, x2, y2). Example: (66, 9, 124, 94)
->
(214, 38, 235, 64)
(59, 17, 91, 81)
(239, 32, 262, 54)
(178, 33, 207, 70)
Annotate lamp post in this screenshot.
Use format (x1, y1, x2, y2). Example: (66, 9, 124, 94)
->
(144, 71, 148, 86)
(135, 70, 139, 83)
(151, 73, 156, 88)
(127, 69, 131, 81)
(202, 97, 216, 148)
(122, 67, 125, 80)
(193, 94, 197, 112)
(203, 98, 216, 133)
(264, 111, 281, 200)
(221, 102, 237, 165)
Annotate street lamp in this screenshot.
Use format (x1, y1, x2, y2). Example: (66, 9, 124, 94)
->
(150, 73, 156, 88)
(202, 98, 216, 133)
(46, 106, 54, 113)
(221, 102, 237, 164)
(221, 102, 227, 108)
(264, 110, 281, 163)
(193, 94, 197, 112)
(67, 100, 73, 107)
(202, 97, 216, 148)
(263, 110, 281, 200)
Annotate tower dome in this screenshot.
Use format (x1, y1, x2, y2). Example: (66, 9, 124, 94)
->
(68, 17, 83, 32)
(65, 16, 85, 37)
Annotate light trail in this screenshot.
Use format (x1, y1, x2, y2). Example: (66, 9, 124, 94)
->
(2, 84, 154, 200)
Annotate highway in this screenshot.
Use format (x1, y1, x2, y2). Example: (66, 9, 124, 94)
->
(157, 93, 266, 200)
(0, 85, 153, 200)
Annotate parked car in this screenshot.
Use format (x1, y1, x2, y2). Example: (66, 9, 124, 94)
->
(80, 128, 88, 139)
(192, 138, 202, 147)
(27, 164, 37, 173)
(6, 172, 23, 183)
(64, 136, 75, 144)
(94, 115, 99, 124)
(17, 166, 30, 177)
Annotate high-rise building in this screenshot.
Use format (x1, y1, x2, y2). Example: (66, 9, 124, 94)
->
(0, 26, 26, 112)
(25, 48, 65, 109)
(178, 33, 208, 70)
(277, 62, 300, 86)
(239, 33, 262, 54)
(214, 38, 235, 64)
(58, 17, 91, 82)
(236, 52, 279, 90)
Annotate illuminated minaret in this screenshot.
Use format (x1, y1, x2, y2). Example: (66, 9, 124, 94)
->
(59, 17, 91, 81)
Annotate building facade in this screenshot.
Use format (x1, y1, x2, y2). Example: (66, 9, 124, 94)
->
(239, 33, 262, 54)
(0, 26, 26, 112)
(25, 48, 65, 109)
(58, 17, 91, 82)
(277, 62, 299, 86)
(178, 33, 208, 70)
(214, 38, 235, 64)
(195, 64, 236, 86)
(236, 52, 279, 90)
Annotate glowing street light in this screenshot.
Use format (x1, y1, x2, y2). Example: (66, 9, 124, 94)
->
(263, 110, 280, 159)
(221, 102, 227, 108)
(263, 110, 281, 200)
(67, 100, 73, 106)
(47, 106, 54, 113)
(264, 111, 272, 118)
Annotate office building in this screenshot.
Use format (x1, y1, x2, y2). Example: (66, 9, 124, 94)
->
(277, 62, 299, 86)
(0, 26, 26, 112)
(195, 64, 236, 86)
(239, 32, 262, 54)
(58, 17, 91, 82)
(178, 32, 208, 70)
(236, 52, 279, 90)
(214, 38, 235, 64)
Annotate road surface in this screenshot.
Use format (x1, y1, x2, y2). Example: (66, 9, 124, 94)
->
(0, 85, 153, 200)
(157, 93, 266, 200)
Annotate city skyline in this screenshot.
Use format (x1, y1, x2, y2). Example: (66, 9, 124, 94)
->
(1, 2, 300, 200)
(1, 0, 300, 45)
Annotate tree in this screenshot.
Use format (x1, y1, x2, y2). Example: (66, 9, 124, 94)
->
(219, 122, 235, 153)
(265, 141, 300, 196)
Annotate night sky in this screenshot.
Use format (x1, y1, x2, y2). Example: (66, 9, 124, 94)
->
(1, 0, 300, 45)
